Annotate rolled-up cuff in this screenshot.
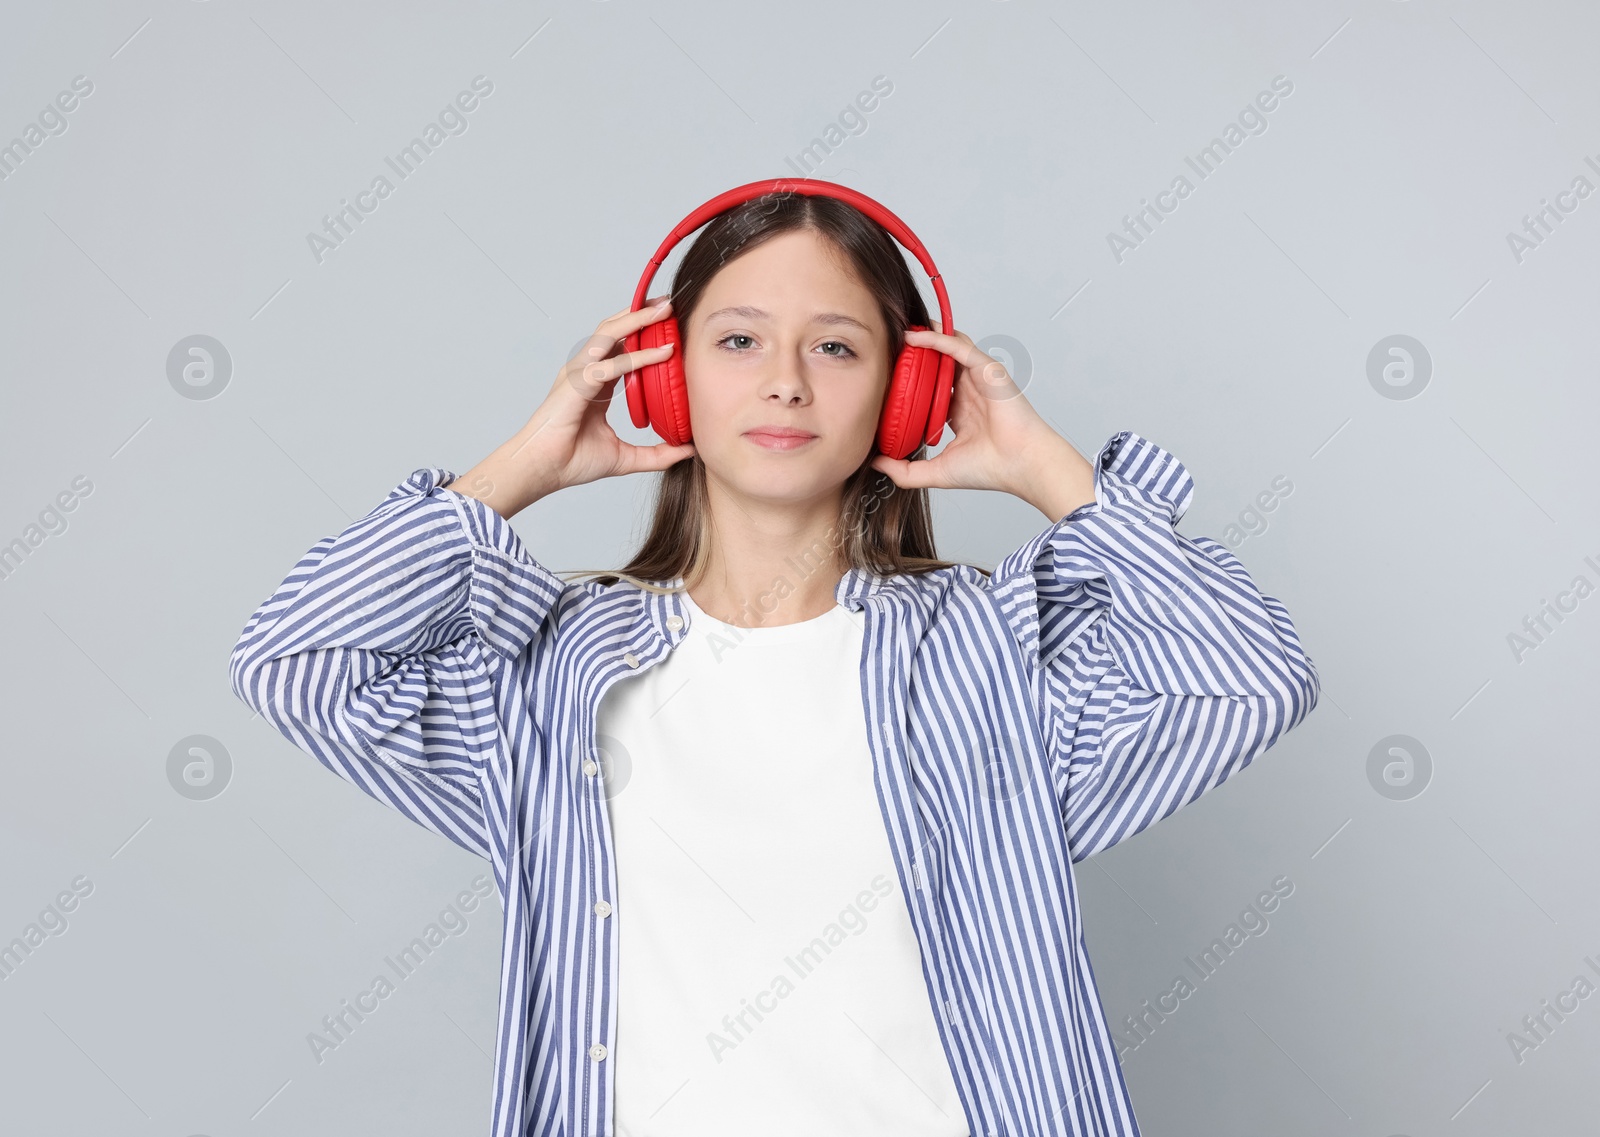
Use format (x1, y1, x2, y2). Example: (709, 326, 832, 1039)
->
(1058, 430, 1195, 528)
(396, 467, 569, 661)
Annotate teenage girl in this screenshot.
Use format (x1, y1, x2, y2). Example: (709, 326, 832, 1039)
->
(231, 184, 1319, 1137)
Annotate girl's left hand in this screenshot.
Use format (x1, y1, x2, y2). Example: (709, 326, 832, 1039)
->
(870, 325, 1089, 510)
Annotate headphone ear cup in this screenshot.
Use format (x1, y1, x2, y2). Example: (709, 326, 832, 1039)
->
(923, 351, 956, 448)
(878, 329, 941, 460)
(623, 326, 651, 429)
(653, 317, 691, 446)
(631, 317, 691, 445)
(878, 344, 921, 460)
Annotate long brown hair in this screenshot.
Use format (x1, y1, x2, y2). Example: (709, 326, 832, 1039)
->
(572, 190, 983, 594)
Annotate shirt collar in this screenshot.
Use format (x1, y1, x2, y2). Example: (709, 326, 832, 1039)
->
(834, 564, 891, 611)
(638, 565, 904, 638)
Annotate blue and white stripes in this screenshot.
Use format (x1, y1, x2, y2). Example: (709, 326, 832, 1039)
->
(230, 430, 1319, 1137)
(991, 431, 1321, 864)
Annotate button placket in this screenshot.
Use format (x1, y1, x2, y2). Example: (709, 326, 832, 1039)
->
(583, 631, 658, 1133)
(880, 691, 972, 1074)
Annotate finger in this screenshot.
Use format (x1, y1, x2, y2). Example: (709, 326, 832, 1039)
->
(570, 334, 618, 367)
(567, 341, 675, 399)
(575, 294, 673, 363)
(572, 307, 668, 364)
(909, 328, 1017, 399)
(611, 340, 674, 376)
(904, 327, 993, 372)
(870, 452, 942, 491)
(601, 295, 669, 321)
(620, 439, 697, 475)
(576, 342, 674, 386)
(584, 304, 672, 366)
(598, 296, 674, 338)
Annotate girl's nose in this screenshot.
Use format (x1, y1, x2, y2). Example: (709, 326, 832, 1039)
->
(761, 349, 812, 403)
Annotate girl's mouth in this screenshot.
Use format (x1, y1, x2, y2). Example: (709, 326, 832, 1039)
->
(743, 428, 818, 451)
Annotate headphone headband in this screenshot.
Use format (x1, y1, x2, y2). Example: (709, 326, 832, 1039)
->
(629, 178, 953, 340)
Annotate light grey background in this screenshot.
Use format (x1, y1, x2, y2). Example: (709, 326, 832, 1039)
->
(2, 0, 1596, 1134)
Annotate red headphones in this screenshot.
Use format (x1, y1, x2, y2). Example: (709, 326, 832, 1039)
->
(622, 178, 956, 461)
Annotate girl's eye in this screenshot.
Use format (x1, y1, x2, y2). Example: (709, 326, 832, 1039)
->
(713, 333, 858, 359)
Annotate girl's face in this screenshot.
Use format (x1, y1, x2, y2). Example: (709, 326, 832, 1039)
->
(681, 228, 891, 508)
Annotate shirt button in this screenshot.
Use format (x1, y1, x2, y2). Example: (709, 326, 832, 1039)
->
(666, 615, 682, 631)
(593, 900, 612, 918)
(582, 760, 599, 777)
(623, 651, 639, 668)
(589, 1042, 608, 1061)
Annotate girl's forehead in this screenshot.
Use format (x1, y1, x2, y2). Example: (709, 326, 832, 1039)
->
(697, 252, 877, 314)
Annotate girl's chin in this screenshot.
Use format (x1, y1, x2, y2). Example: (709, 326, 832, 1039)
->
(713, 466, 848, 503)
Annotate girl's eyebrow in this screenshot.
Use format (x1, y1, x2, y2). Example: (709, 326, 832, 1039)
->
(702, 305, 873, 334)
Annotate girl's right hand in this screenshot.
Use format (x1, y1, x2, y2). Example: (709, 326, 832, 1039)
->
(451, 297, 695, 518)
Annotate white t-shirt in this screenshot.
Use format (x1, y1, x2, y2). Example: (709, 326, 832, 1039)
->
(595, 587, 969, 1136)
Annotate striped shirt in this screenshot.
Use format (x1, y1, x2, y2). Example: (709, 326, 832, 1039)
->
(229, 429, 1320, 1137)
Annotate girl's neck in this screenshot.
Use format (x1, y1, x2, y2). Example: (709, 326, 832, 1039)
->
(688, 477, 851, 628)
(685, 532, 847, 630)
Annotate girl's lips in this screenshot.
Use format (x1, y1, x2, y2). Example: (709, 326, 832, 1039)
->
(744, 431, 817, 451)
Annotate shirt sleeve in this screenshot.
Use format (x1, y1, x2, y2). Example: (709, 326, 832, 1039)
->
(228, 467, 567, 857)
(988, 431, 1321, 863)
